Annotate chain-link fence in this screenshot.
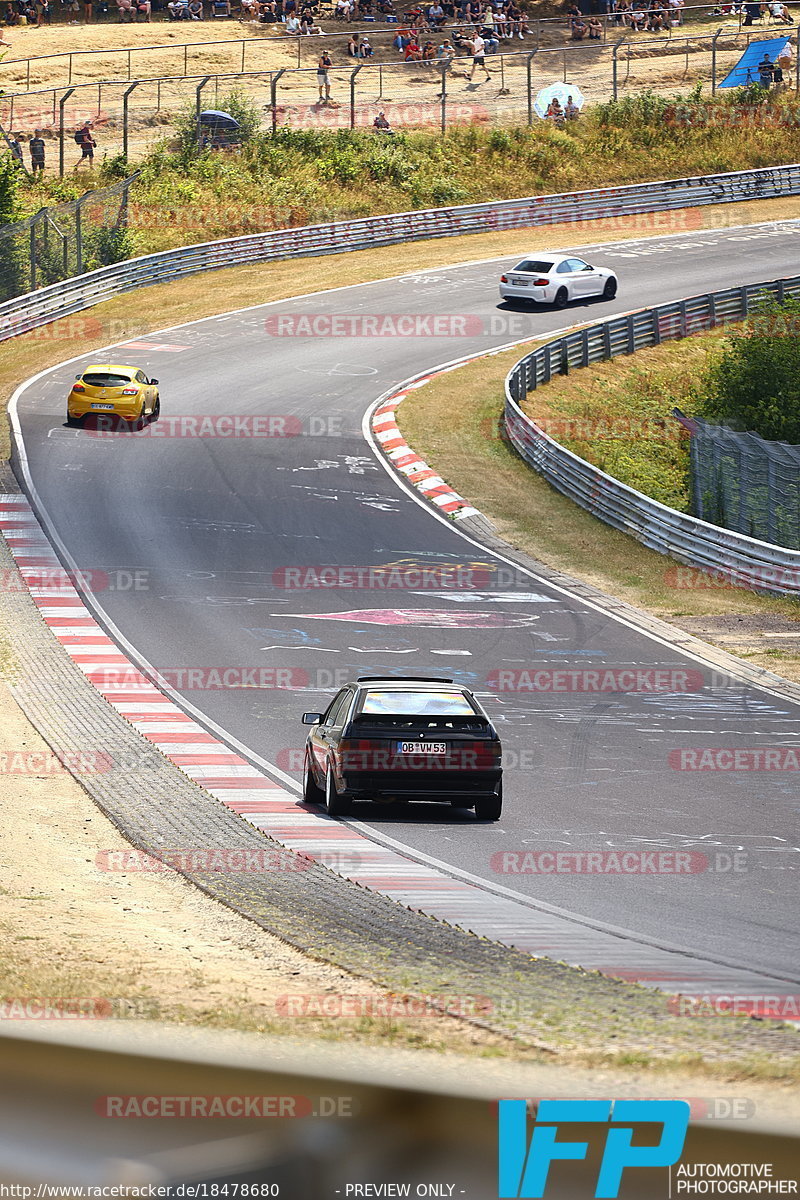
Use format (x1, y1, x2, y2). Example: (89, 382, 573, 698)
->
(0, 171, 138, 301)
(1, 27, 794, 169)
(690, 418, 800, 550)
(0, 3, 790, 90)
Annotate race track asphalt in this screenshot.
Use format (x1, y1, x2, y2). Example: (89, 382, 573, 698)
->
(12, 219, 800, 984)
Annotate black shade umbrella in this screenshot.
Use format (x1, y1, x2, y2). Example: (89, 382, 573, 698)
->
(198, 110, 240, 130)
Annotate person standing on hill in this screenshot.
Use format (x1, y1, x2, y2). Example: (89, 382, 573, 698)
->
(75, 121, 97, 165)
(29, 131, 46, 174)
(317, 50, 332, 102)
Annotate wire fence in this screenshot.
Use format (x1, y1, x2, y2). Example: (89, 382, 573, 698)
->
(0, 2, 792, 90)
(1, 27, 795, 170)
(690, 418, 800, 549)
(0, 172, 138, 300)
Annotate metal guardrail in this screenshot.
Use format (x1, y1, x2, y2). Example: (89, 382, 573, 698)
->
(504, 274, 800, 598)
(2, 161, 800, 338)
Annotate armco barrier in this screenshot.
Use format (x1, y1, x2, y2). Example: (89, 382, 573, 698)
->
(504, 275, 800, 598)
(1, 162, 800, 339)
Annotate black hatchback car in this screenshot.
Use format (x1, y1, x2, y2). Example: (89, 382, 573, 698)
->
(302, 677, 503, 820)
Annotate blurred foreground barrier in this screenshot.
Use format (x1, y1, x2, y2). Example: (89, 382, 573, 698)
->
(0, 1023, 798, 1195)
(504, 274, 800, 597)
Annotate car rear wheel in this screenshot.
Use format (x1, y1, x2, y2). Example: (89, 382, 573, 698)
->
(324, 764, 350, 817)
(66, 414, 81, 427)
(603, 277, 617, 299)
(554, 287, 569, 309)
(474, 785, 502, 822)
(302, 753, 324, 806)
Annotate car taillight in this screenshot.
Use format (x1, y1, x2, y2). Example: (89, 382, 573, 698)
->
(122, 387, 138, 395)
(339, 739, 386, 770)
(454, 741, 502, 768)
(500, 275, 508, 283)
(72, 384, 85, 393)
(532, 278, 550, 286)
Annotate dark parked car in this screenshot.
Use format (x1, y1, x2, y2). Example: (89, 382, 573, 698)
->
(302, 676, 503, 820)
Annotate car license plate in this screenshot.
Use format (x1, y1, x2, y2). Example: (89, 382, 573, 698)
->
(91, 403, 115, 410)
(397, 742, 447, 754)
(511, 278, 527, 286)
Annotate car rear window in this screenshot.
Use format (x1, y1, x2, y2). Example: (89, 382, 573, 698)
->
(513, 260, 554, 274)
(360, 690, 477, 716)
(81, 372, 134, 388)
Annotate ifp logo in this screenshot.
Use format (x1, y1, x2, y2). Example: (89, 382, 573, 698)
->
(498, 1100, 690, 1198)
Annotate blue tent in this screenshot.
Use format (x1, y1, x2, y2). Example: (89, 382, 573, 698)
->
(718, 37, 791, 87)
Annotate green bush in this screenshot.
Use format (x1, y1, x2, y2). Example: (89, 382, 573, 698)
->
(696, 298, 800, 443)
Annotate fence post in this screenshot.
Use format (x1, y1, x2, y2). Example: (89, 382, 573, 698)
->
(127, 48, 132, 82)
(562, 48, 567, 83)
(439, 61, 448, 133)
(626, 312, 635, 351)
(75, 190, 93, 276)
(26, 59, 30, 90)
(241, 40, 246, 74)
(349, 63, 362, 130)
(526, 51, 537, 125)
(270, 68, 286, 133)
(711, 26, 723, 93)
(195, 76, 211, 148)
(97, 82, 102, 117)
(58, 87, 75, 179)
(29, 212, 39, 293)
(184, 44, 188, 77)
(612, 38, 625, 101)
(122, 82, 139, 161)
(68, 53, 73, 86)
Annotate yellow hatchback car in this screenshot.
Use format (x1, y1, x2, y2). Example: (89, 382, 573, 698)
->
(66, 364, 160, 427)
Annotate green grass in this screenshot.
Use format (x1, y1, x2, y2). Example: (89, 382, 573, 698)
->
(522, 330, 727, 510)
(16, 88, 800, 255)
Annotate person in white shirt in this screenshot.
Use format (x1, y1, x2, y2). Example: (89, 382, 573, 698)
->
(469, 31, 491, 77)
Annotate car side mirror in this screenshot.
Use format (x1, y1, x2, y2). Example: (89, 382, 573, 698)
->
(75, 374, 82, 380)
(302, 712, 322, 725)
(150, 378, 159, 385)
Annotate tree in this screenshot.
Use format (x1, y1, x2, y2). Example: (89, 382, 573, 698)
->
(697, 297, 800, 444)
